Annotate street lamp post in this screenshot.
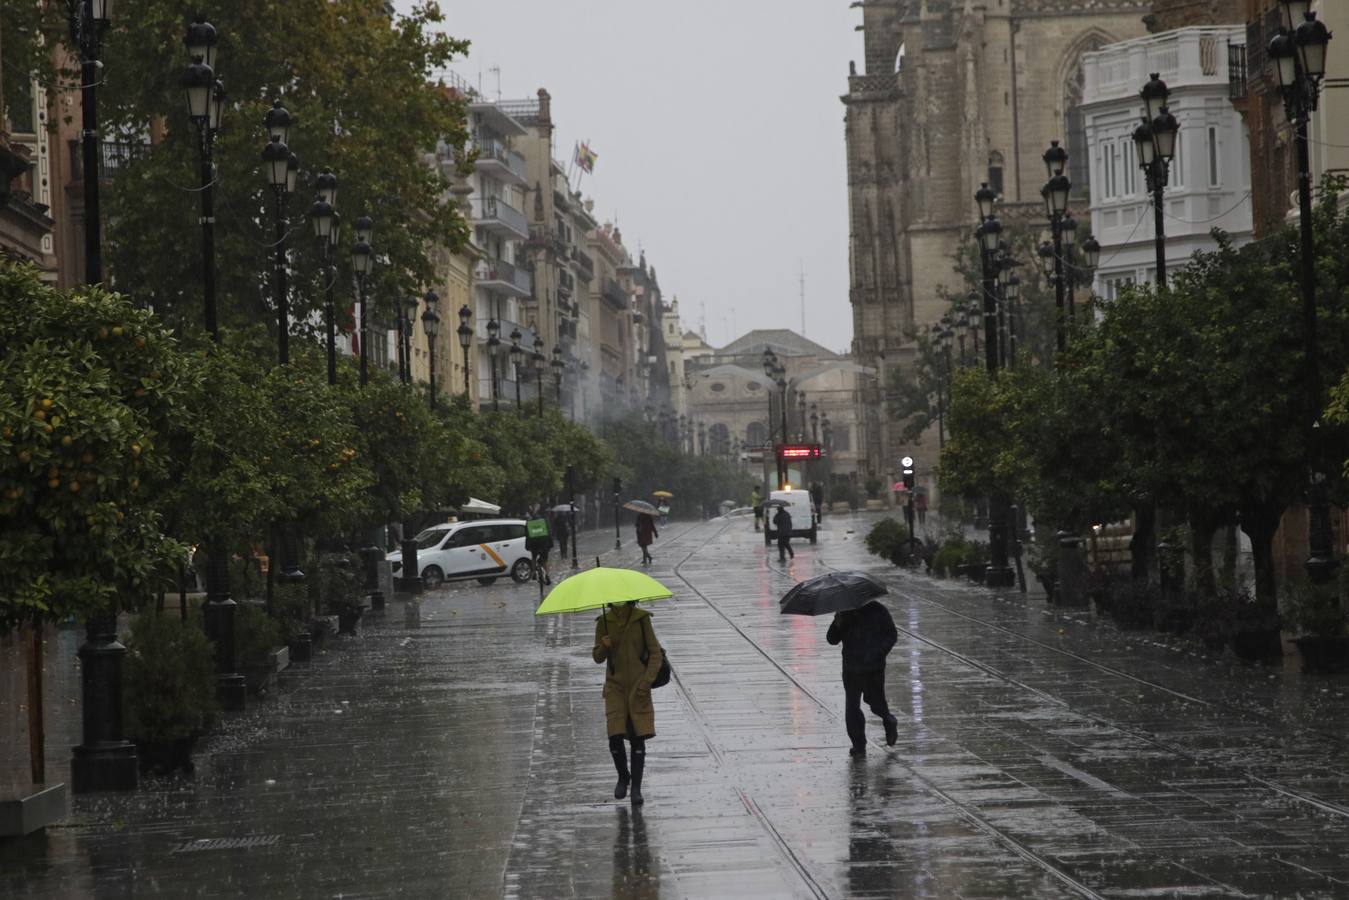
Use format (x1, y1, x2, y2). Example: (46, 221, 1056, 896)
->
(456, 304, 473, 400)
(486, 316, 501, 411)
(551, 345, 564, 406)
(261, 102, 295, 364)
(1270, 5, 1336, 582)
(1006, 272, 1021, 367)
(533, 336, 546, 416)
(810, 403, 819, 443)
(70, 0, 137, 789)
(351, 215, 374, 386)
(310, 170, 338, 385)
(71, 0, 112, 285)
(698, 421, 707, 456)
(422, 291, 441, 408)
(183, 18, 222, 336)
(1041, 145, 1072, 354)
(509, 327, 524, 410)
(1134, 74, 1179, 290)
(400, 294, 420, 385)
(974, 182, 1015, 588)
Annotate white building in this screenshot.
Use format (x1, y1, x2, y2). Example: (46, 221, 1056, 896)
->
(1081, 27, 1252, 299)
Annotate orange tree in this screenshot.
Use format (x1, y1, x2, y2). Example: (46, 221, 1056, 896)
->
(0, 264, 191, 628)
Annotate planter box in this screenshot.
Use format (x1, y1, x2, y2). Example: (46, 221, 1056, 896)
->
(242, 646, 289, 696)
(1295, 636, 1349, 673)
(134, 735, 199, 776)
(287, 632, 312, 663)
(337, 610, 363, 636)
(1231, 627, 1282, 663)
(0, 783, 67, 837)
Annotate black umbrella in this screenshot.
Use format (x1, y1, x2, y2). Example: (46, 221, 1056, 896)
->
(779, 571, 888, 616)
(762, 498, 789, 508)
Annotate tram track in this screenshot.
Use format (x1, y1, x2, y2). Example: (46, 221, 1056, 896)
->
(664, 521, 1108, 900)
(782, 550, 1349, 826)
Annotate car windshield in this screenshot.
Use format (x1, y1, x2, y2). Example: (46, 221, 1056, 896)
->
(414, 528, 450, 550)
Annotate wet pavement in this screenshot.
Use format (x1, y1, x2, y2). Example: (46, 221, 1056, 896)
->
(3, 514, 1349, 898)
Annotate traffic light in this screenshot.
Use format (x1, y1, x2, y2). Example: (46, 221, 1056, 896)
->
(901, 455, 916, 490)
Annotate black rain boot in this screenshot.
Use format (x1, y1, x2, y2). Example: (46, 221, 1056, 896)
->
(629, 745, 645, 806)
(610, 739, 630, 799)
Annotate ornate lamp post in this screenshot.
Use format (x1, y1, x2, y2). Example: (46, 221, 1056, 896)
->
(456, 304, 473, 400)
(422, 291, 441, 407)
(183, 17, 223, 336)
(509, 327, 524, 410)
(351, 215, 374, 386)
(796, 391, 808, 441)
(1133, 74, 1179, 289)
(486, 316, 501, 411)
(260, 102, 295, 363)
(70, 0, 135, 786)
(551, 345, 565, 406)
(400, 294, 420, 384)
(810, 403, 819, 443)
(532, 335, 546, 416)
(1006, 272, 1021, 367)
(70, 0, 113, 285)
(973, 182, 1015, 588)
(1270, 3, 1335, 582)
(310, 170, 338, 385)
(697, 421, 707, 456)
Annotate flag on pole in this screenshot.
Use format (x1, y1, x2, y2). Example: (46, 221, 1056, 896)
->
(574, 141, 598, 174)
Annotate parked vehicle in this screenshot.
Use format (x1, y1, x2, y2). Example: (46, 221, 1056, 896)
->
(387, 518, 533, 588)
(764, 489, 818, 545)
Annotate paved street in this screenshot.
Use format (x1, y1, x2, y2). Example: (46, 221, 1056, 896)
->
(4, 513, 1349, 898)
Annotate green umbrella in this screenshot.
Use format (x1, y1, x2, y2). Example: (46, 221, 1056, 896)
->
(534, 566, 673, 616)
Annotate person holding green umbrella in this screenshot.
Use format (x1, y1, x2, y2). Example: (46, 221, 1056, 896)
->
(536, 567, 671, 805)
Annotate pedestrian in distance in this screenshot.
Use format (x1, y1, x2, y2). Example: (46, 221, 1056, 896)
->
(593, 601, 664, 805)
(657, 500, 670, 526)
(553, 508, 571, 562)
(751, 484, 763, 532)
(773, 505, 794, 561)
(826, 600, 899, 756)
(915, 490, 928, 529)
(525, 503, 554, 585)
(636, 512, 658, 565)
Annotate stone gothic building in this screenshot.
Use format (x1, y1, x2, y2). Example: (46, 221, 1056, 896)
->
(843, 0, 1149, 479)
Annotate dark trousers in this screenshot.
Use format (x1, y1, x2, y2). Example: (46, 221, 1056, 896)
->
(843, 667, 894, 748)
(557, 534, 570, 560)
(777, 536, 793, 559)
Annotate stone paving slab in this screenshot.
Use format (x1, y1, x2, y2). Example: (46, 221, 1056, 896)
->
(3, 514, 1349, 898)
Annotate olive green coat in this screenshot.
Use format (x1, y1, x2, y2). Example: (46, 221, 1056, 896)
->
(592, 605, 663, 739)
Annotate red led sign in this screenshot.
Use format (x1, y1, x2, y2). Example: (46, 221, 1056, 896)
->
(778, 444, 822, 459)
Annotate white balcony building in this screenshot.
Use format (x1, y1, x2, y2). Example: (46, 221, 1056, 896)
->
(1081, 27, 1252, 300)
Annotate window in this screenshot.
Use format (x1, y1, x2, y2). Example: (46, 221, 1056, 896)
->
(830, 426, 851, 452)
(1207, 125, 1219, 187)
(1103, 275, 1135, 301)
(746, 421, 768, 447)
(1105, 143, 1118, 199)
(988, 151, 1005, 198)
(1123, 141, 1136, 196)
(1172, 128, 1184, 187)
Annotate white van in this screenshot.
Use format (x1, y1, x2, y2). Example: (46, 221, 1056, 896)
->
(764, 489, 817, 545)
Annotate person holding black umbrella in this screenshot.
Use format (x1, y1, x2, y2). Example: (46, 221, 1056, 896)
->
(827, 600, 899, 756)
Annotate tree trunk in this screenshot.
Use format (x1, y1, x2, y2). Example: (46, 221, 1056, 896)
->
(1130, 504, 1156, 584)
(1240, 500, 1282, 607)
(1188, 511, 1220, 599)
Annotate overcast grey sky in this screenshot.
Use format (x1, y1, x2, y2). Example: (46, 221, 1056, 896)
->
(406, 1, 863, 354)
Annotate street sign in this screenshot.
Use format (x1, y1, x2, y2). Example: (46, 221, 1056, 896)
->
(777, 443, 823, 460)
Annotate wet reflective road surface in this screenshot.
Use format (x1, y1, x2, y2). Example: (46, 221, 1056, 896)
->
(3, 514, 1349, 898)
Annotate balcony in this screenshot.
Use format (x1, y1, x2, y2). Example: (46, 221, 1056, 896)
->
(473, 195, 529, 240)
(475, 258, 532, 298)
(1082, 27, 1246, 103)
(1228, 42, 1247, 101)
(574, 249, 595, 281)
(472, 137, 528, 185)
(601, 276, 628, 310)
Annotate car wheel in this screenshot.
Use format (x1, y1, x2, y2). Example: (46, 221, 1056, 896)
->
(421, 565, 445, 589)
(476, 577, 498, 586)
(510, 558, 534, 583)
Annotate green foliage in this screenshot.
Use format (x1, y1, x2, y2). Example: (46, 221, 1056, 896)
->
(97, 1, 472, 337)
(864, 477, 882, 499)
(271, 582, 312, 643)
(234, 601, 284, 667)
(319, 553, 363, 614)
(598, 414, 753, 517)
(863, 518, 911, 566)
(124, 613, 220, 743)
(1282, 576, 1346, 638)
(931, 534, 988, 577)
(0, 264, 190, 627)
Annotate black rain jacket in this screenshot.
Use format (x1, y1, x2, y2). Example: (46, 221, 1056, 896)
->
(825, 601, 897, 673)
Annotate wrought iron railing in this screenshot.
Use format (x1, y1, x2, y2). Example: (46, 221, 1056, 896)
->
(70, 139, 149, 182)
(1228, 42, 1248, 100)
